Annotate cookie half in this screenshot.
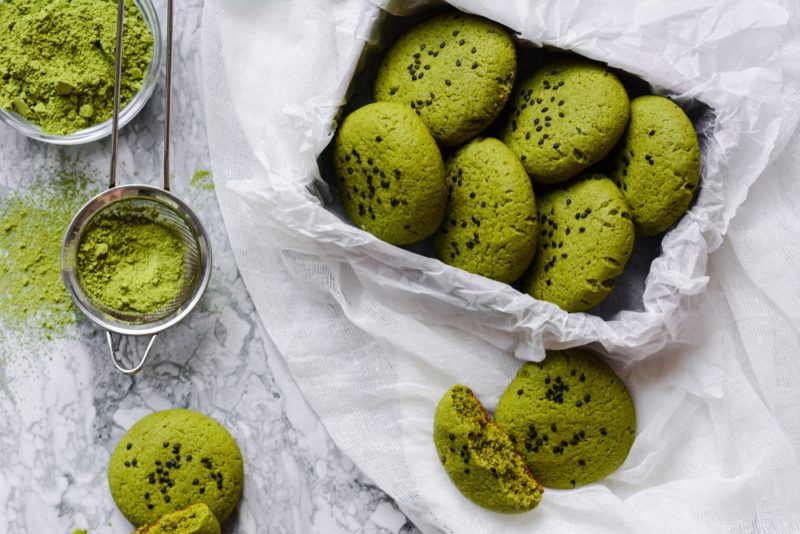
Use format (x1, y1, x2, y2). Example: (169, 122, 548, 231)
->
(134, 503, 221, 534)
(434, 384, 544, 513)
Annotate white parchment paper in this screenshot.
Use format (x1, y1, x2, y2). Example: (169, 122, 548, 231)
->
(201, 0, 800, 531)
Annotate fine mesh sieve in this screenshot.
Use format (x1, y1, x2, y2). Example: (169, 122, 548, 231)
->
(61, 0, 210, 375)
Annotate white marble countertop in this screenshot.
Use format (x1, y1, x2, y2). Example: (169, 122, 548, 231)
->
(0, 1, 417, 532)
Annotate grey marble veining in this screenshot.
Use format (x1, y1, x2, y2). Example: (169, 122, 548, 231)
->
(0, 0, 419, 532)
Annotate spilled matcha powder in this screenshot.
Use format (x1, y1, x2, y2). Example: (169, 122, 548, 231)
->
(190, 169, 215, 191)
(0, 162, 98, 334)
(0, 0, 154, 135)
(77, 205, 186, 315)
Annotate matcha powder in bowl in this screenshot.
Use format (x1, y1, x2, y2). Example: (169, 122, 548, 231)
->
(0, 0, 160, 142)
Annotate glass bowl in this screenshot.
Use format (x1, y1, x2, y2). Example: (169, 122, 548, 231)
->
(0, 0, 162, 145)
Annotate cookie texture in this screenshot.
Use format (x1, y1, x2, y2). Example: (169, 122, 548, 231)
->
(495, 349, 636, 489)
(522, 174, 634, 312)
(334, 102, 447, 245)
(432, 137, 537, 283)
(375, 12, 516, 147)
(607, 95, 700, 236)
(134, 504, 221, 534)
(108, 409, 244, 527)
(434, 385, 544, 513)
(500, 57, 630, 184)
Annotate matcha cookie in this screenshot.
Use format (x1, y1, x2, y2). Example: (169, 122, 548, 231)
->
(434, 384, 544, 513)
(334, 102, 447, 245)
(375, 12, 516, 147)
(522, 175, 634, 312)
(501, 58, 630, 184)
(606, 95, 700, 236)
(108, 409, 244, 527)
(495, 349, 636, 488)
(135, 504, 221, 534)
(432, 137, 537, 283)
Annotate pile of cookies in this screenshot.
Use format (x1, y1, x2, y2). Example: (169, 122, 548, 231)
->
(434, 348, 636, 513)
(333, 10, 701, 313)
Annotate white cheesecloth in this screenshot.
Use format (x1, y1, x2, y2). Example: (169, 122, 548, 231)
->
(200, 0, 800, 531)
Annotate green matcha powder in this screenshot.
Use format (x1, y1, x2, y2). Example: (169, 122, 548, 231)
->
(77, 205, 187, 315)
(0, 163, 98, 335)
(0, 0, 154, 135)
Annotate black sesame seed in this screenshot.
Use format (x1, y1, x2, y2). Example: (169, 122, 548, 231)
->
(576, 400, 583, 407)
(160, 486, 167, 494)
(163, 442, 169, 448)
(579, 373, 585, 382)
(579, 227, 586, 233)
(649, 129, 655, 136)
(584, 394, 591, 403)
(147, 504, 154, 510)
(551, 423, 557, 432)
(445, 79, 452, 86)
(199, 487, 205, 494)
(553, 143, 560, 149)
(471, 63, 478, 69)
(517, 389, 524, 395)
(126, 443, 132, 450)
(165, 495, 171, 503)
(144, 492, 150, 499)
(132, 459, 137, 467)
(578, 459, 586, 466)
(570, 479, 576, 486)
(124, 461, 130, 467)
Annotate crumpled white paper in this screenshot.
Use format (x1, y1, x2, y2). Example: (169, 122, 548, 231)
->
(200, 0, 800, 532)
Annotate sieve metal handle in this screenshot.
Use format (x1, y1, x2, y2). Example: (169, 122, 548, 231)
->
(106, 331, 158, 375)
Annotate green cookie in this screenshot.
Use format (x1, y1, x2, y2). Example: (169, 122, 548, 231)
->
(334, 102, 447, 245)
(134, 504, 221, 534)
(108, 409, 244, 527)
(495, 349, 636, 489)
(375, 12, 516, 147)
(522, 175, 634, 312)
(434, 385, 544, 513)
(501, 58, 630, 184)
(606, 95, 701, 236)
(432, 137, 537, 283)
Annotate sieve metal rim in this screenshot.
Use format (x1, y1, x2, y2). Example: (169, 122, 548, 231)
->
(61, 184, 212, 338)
